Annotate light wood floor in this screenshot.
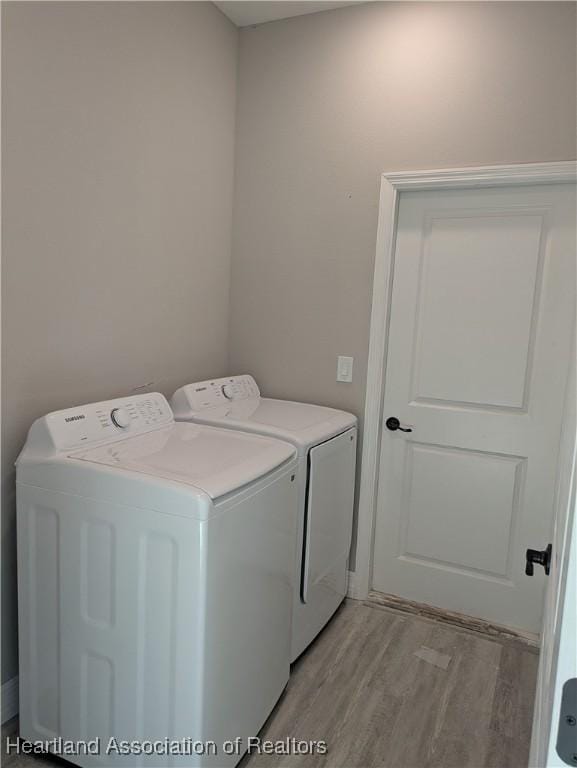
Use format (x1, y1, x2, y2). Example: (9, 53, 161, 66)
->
(2, 600, 538, 768)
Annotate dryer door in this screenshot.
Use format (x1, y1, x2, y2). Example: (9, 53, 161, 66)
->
(301, 428, 357, 603)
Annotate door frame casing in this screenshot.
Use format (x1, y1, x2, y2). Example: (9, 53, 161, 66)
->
(350, 161, 577, 602)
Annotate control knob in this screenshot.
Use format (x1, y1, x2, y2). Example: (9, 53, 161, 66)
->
(110, 407, 131, 429)
(221, 384, 235, 400)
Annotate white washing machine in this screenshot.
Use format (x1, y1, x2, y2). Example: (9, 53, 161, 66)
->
(16, 393, 298, 768)
(171, 376, 357, 661)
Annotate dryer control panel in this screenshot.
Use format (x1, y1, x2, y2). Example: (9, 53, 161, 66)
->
(174, 375, 260, 413)
(26, 393, 174, 454)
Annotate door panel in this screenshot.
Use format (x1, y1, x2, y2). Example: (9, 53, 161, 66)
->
(401, 443, 523, 579)
(412, 211, 544, 409)
(302, 428, 356, 603)
(372, 183, 575, 634)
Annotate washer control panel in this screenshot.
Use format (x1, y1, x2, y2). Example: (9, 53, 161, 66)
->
(179, 375, 260, 412)
(37, 393, 174, 452)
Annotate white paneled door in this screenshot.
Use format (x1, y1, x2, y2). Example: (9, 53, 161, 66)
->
(371, 183, 575, 634)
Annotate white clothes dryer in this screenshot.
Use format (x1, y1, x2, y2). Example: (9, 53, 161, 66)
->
(16, 393, 297, 768)
(171, 376, 357, 661)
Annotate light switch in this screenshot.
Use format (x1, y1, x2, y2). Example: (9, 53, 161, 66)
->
(337, 356, 353, 383)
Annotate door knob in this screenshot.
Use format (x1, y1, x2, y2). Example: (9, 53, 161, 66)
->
(525, 544, 552, 576)
(385, 417, 412, 433)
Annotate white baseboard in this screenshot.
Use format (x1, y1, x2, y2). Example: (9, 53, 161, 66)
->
(1, 676, 19, 724)
(347, 569, 371, 601)
(346, 569, 355, 598)
(346, 569, 363, 600)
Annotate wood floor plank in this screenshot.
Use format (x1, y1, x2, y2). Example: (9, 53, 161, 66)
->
(382, 621, 463, 768)
(485, 646, 539, 768)
(428, 632, 501, 768)
(327, 686, 402, 768)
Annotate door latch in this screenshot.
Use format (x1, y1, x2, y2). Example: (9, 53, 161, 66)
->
(525, 543, 552, 576)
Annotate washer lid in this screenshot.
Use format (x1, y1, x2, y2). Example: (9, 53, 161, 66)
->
(71, 422, 296, 499)
(189, 398, 357, 453)
(236, 400, 342, 430)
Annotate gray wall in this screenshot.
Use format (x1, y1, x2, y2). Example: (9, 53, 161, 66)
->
(228, 1, 577, 564)
(1, 1, 238, 685)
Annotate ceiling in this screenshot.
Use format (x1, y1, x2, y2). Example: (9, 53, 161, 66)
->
(214, 1, 366, 27)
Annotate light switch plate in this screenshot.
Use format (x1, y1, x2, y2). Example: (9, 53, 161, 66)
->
(337, 356, 353, 383)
